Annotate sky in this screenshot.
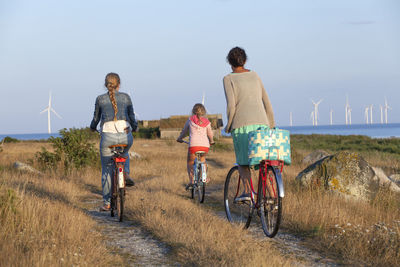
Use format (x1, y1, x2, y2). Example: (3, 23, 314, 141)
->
(0, 0, 399, 134)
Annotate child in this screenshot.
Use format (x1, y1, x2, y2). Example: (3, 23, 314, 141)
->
(177, 103, 214, 189)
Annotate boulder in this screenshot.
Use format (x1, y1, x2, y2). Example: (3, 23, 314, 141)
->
(389, 174, 400, 186)
(296, 151, 400, 200)
(13, 161, 42, 175)
(371, 167, 400, 193)
(302, 150, 330, 165)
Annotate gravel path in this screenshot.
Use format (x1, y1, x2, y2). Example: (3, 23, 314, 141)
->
(84, 198, 178, 266)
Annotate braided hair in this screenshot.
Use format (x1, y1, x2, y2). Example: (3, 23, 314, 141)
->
(105, 73, 120, 121)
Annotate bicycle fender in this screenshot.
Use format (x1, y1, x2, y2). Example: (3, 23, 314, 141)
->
(272, 167, 285, 198)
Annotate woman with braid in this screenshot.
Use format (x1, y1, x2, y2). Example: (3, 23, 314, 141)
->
(90, 72, 138, 211)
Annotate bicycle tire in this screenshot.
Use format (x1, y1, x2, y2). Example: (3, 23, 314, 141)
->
(197, 164, 206, 203)
(224, 166, 253, 228)
(117, 188, 125, 222)
(258, 166, 282, 238)
(110, 174, 116, 217)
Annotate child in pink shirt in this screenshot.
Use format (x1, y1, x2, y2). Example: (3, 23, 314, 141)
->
(177, 103, 214, 189)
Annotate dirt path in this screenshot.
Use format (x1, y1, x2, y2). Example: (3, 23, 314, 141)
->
(205, 185, 343, 267)
(83, 197, 179, 266)
(83, 187, 342, 267)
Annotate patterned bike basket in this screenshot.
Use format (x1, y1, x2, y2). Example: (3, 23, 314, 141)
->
(248, 128, 291, 165)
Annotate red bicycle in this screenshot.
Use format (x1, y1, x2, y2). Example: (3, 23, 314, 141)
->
(224, 160, 285, 238)
(109, 144, 128, 222)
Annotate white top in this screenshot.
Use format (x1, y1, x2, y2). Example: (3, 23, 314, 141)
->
(102, 120, 131, 133)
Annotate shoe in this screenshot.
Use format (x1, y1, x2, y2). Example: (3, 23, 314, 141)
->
(126, 176, 135, 187)
(99, 204, 110, 211)
(185, 183, 194, 191)
(234, 193, 251, 202)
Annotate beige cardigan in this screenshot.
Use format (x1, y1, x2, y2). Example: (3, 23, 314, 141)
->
(223, 71, 275, 133)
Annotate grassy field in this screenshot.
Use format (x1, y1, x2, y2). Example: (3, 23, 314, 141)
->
(0, 134, 399, 266)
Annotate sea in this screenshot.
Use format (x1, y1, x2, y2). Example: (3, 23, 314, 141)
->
(1, 123, 399, 140)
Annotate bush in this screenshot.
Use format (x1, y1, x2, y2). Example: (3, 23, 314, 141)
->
(1, 136, 19, 143)
(35, 128, 99, 172)
(133, 127, 160, 139)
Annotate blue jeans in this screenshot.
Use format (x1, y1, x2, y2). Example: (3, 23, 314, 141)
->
(100, 132, 133, 205)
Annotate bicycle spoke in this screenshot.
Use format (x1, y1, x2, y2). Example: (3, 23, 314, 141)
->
(224, 166, 253, 228)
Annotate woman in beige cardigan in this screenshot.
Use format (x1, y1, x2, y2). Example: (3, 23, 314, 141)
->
(223, 47, 275, 201)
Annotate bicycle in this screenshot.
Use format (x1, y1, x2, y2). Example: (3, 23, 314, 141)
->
(109, 144, 128, 222)
(182, 140, 208, 203)
(224, 160, 285, 238)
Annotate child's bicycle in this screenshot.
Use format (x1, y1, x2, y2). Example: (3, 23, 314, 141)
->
(109, 144, 128, 222)
(224, 160, 285, 237)
(182, 140, 208, 203)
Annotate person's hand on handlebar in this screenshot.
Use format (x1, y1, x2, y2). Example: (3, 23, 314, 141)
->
(176, 138, 183, 143)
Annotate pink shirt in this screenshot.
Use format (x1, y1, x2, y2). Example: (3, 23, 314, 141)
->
(178, 116, 214, 147)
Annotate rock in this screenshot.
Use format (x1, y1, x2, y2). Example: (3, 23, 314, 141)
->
(302, 150, 330, 165)
(389, 174, 400, 186)
(296, 151, 399, 201)
(129, 151, 142, 159)
(371, 167, 400, 193)
(13, 161, 42, 175)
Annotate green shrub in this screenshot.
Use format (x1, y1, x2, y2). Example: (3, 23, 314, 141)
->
(133, 127, 160, 139)
(1, 136, 19, 143)
(35, 128, 99, 172)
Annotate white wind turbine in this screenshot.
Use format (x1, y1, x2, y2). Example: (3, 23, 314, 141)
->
(345, 95, 351, 125)
(289, 111, 293, 126)
(40, 91, 61, 134)
(311, 99, 323, 126)
(329, 108, 333, 125)
(380, 105, 384, 124)
(384, 97, 392, 124)
(310, 111, 315, 126)
(369, 104, 373, 124)
(364, 106, 369, 124)
(348, 107, 352, 125)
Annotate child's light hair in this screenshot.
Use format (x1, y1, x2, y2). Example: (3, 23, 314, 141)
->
(192, 103, 206, 123)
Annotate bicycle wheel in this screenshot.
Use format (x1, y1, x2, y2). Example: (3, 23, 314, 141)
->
(259, 166, 282, 238)
(224, 166, 253, 228)
(110, 175, 116, 217)
(196, 164, 205, 203)
(117, 188, 125, 222)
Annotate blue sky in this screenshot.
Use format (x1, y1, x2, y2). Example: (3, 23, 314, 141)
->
(1, 0, 399, 133)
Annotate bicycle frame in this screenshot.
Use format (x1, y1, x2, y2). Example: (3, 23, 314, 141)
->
(234, 160, 285, 208)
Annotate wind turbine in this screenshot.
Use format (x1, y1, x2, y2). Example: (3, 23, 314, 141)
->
(329, 108, 333, 125)
(40, 91, 61, 134)
(384, 97, 392, 124)
(369, 104, 373, 124)
(380, 105, 383, 124)
(310, 111, 315, 126)
(311, 99, 323, 126)
(345, 95, 351, 125)
(364, 106, 369, 124)
(201, 91, 205, 105)
(348, 107, 352, 125)
(289, 112, 293, 126)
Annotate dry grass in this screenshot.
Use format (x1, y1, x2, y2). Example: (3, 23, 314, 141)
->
(282, 150, 400, 265)
(0, 142, 124, 267)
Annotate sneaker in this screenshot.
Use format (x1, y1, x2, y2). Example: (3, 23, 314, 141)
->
(185, 183, 194, 191)
(234, 193, 251, 203)
(99, 204, 110, 212)
(126, 176, 135, 187)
